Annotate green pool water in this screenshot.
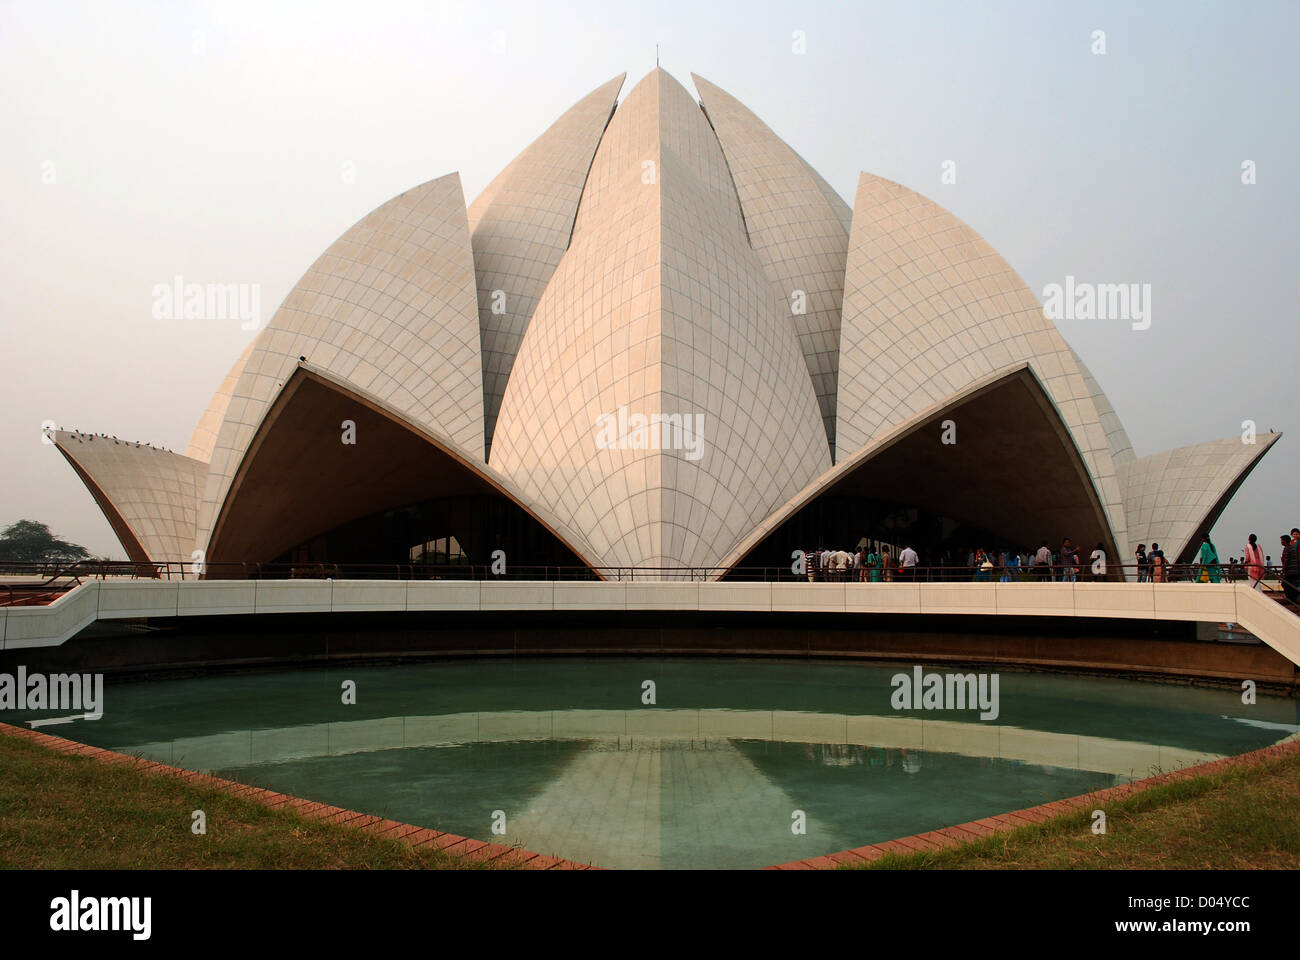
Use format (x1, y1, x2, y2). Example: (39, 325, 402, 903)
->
(16, 658, 1297, 869)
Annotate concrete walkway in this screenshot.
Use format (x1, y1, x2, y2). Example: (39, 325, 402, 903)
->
(3, 579, 1299, 668)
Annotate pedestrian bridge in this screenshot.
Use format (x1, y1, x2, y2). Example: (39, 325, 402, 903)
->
(3, 578, 1299, 669)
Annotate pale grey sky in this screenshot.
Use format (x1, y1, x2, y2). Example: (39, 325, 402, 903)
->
(2, 0, 1296, 560)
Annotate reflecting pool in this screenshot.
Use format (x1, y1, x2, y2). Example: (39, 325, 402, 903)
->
(17, 658, 1297, 868)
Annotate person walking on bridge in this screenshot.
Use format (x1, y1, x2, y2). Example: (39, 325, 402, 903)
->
(1149, 543, 1167, 583)
(1033, 540, 1052, 581)
(1243, 534, 1266, 590)
(898, 544, 919, 581)
(1197, 535, 1222, 583)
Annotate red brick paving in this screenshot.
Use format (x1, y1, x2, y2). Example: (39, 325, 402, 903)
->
(849, 845, 886, 861)
(464, 843, 516, 863)
(496, 849, 539, 867)
(428, 833, 473, 851)
(403, 828, 444, 848)
(0, 720, 591, 871)
(914, 830, 962, 849)
(826, 850, 871, 866)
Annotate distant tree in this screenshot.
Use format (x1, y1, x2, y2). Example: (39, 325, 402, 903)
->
(0, 520, 91, 563)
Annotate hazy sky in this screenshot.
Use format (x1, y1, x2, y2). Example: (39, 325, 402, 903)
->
(2, 0, 1296, 560)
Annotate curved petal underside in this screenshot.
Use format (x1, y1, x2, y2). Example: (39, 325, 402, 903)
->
(718, 364, 1118, 573)
(206, 365, 602, 571)
(196, 171, 485, 555)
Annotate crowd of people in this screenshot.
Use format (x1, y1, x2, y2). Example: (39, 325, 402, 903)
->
(802, 544, 919, 582)
(801, 531, 1300, 588)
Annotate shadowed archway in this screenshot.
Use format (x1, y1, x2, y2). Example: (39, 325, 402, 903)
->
(726, 365, 1119, 573)
(205, 365, 599, 575)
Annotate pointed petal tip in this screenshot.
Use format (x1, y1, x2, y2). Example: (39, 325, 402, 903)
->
(596, 72, 627, 97)
(689, 71, 716, 92)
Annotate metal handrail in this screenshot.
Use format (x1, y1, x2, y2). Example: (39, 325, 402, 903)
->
(0, 559, 1289, 585)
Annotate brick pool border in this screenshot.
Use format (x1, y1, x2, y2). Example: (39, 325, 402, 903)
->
(0, 721, 595, 870)
(764, 735, 1300, 869)
(6, 719, 1296, 871)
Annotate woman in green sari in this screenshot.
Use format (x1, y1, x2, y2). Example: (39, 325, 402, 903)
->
(1198, 535, 1222, 583)
(867, 548, 882, 582)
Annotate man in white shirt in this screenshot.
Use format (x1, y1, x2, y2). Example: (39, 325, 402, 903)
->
(899, 545, 919, 581)
(1033, 540, 1052, 581)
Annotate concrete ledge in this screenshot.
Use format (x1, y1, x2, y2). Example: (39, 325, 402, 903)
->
(773, 582, 846, 613)
(625, 582, 700, 609)
(1235, 588, 1300, 664)
(6, 580, 1299, 676)
(554, 581, 627, 610)
(331, 580, 407, 612)
(406, 580, 480, 611)
(698, 582, 773, 612)
(254, 580, 332, 614)
(918, 582, 999, 615)
(97, 580, 179, 619)
(2, 582, 100, 650)
(1073, 582, 1157, 619)
(846, 582, 921, 614)
(1152, 583, 1237, 622)
(178, 580, 257, 617)
(479, 581, 553, 610)
(995, 583, 1077, 618)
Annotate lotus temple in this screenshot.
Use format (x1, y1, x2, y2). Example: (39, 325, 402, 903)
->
(12, 67, 1300, 875)
(49, 69, 1279, 578)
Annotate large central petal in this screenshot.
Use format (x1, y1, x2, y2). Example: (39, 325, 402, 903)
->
(490, 70, 831, 571)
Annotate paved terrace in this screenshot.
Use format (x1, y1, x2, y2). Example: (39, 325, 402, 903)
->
(2, 579, 1299, 667)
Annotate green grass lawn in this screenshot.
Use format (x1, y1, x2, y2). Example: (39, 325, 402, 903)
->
(0, 731, 512, 869)
(846, 745, 1300, 869)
